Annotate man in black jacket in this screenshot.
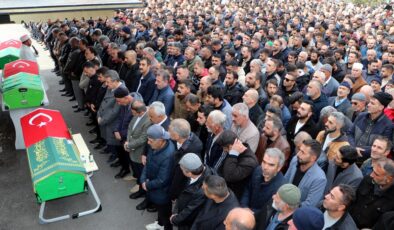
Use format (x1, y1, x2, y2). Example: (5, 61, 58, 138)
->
(170, 153, 213, 230)
(216, 130, 258, 199)
(349, 158, 394, 229)
(286, 100, 318, 153)
(191, 175, 239, 230)
(223, 71, 244, 106)
(168, 119, 203, 200)
(119, 50, 140, 92)
(62, 37, 81, 97)
(322, 184, 358, 230)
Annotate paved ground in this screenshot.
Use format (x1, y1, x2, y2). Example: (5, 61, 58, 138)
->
(0, 24, 156, 230)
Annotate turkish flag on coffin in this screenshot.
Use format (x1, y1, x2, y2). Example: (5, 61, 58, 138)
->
(20, 108, 72, 148)
(0, 39, 22, 50)
(3, 60, 39, 79)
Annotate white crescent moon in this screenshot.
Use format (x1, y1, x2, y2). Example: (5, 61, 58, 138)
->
(28, 112, 53, 126)
(12, 61, 30, 68)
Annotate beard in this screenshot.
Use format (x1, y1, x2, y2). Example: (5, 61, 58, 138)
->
(177, 93, 186, 100)
(246, 82, 255, 89)
(272, 200, 282, 212)
(311, 59, 318, 64)
(297, 157, 309, 165)
(325, 127, 337, 134)
(297, 113, 308, 119)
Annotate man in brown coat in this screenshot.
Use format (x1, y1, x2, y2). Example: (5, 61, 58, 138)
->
(257, 117, 291, 169)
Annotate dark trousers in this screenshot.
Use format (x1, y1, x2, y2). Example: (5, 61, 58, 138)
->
(117, 145, 131, 171)
(130, 160, 144, 183)
(107, 145, 118, 157)
(156, 203, 172, 230)
(62, 74, 73, 95)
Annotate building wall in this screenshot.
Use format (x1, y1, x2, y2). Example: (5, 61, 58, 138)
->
(10, 10, 116, 23)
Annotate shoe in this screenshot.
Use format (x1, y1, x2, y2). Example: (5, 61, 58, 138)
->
(110, 160, 121, 168)
(86, 121, 95, 126)
(89, 138, 100, 144)
(59, 88, 66, 92)
(59, 80, 64, 84)
(61, 93, 72, 96)
(146, 204, 157, 213)
(89, 127, 98, 134)
(136, 199, 148, 210)
(83, 110, 90, 117)
(129, 184, 140, 192)
(114, 169, 130, 178)
(69, 97, 76, 101)
(107, 154, 117, 163)
(94, 143, 106, 150)
(65, 93, 73, 97)
(72, 105, 79, 109)
(130, 190, 145, 200)
(74, 108, 84, 113)
(145, 221, 163, 230)
(51, 68, 58, 72)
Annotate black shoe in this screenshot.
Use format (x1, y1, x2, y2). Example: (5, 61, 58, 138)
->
(61, 93, 71, 96)
(111, 160, 122, 168)
(59, 88, 66, 92)
(65, 93, 73, 97)
(107, 154, 117, 163)
(69, 97, 76, 101)
(74, 108, 84, 113)
(89, 138, 100, 144)
(72, 105, 79, 109)
(94, 143, 106, 150)
(136, 199, 148, 210)
(83, 110, 90, 117)
(86, 121, 95, 126)
(114, 169, 130, 178)
(131, 191, 146, 200)
(51, 68, 59, 72)
(146, 205, 157, 213)
(89, 127, 98, 134)
(59, 80, 64, 84)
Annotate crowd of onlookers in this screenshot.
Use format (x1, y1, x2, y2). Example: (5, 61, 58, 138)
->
(26, 0, 394, 229)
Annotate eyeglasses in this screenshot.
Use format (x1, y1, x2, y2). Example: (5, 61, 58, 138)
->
(285, 78, 295, 82)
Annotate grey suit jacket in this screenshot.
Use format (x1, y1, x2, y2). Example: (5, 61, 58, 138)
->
(126, 113, 152, 163)
(324, 77, 340, 97)
(285, 156, 327, 207)
(324, 161, 363, 194)
(97, 88, 121, 145)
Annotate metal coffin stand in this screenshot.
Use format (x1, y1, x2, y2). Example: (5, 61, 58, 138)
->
(38, 133, 101, 224)
(38, 175, 102, 224)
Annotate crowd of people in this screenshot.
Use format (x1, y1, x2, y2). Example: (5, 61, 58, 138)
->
(25, 0, 394, 229)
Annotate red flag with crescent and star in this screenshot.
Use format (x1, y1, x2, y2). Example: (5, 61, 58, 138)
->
(3, 60, 39, 79)
(0, 39, 22, 50)
(20, 108, 71, 148)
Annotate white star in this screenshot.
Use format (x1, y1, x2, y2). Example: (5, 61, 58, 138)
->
(37, 122, 47, 128)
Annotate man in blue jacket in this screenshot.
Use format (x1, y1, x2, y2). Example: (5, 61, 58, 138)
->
(142, 124, 175, 230)
(284, 139, 327, 207)
(148, 70, 175, 116)
(136, 57, 156, 105)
